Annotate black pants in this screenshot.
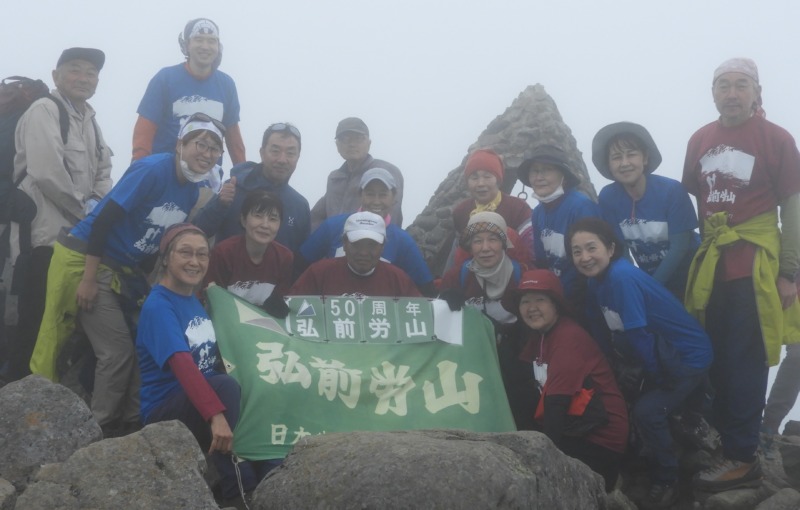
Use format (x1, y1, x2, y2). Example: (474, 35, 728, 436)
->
(560, 436, 623, 492)
(7, 245, 53, 380)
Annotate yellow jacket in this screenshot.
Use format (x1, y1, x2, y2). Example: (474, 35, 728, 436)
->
(685, 211, 800, 366)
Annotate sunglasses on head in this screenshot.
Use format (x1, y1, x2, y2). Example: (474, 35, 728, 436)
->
(185, 112, 227, 135)
(266, 122, 301, 141)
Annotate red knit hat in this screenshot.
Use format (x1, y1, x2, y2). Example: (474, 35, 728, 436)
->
(464, 149, 504, 181)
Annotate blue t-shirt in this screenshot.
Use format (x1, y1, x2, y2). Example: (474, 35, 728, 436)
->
(137, 63, 240, 155)
(588, 258, 712, 370)
(137, 284, 220, 421)
(299, 213, 433, 287)
(532, 189, 600, 298)
(71, 153, 199, 266)
(599, 174, 700, 277)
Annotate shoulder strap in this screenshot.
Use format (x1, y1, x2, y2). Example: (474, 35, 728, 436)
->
(44, 94, 69, 145)
(15, 95, 72, 187)
(459, 260, 470, 287)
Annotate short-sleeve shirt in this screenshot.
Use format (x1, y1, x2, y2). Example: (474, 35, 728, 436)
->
(300, 213, 433, 287)
(289, 257, 421, 298)
(533, 189, 600, 297)
(204, 235, 294, 305)
(137, 63, 241, 155)
(137, 284, 220, 421)
(682, 115, 800, 279)
(599, 174, 699, 276)
(588, 258, 712, 369)
(71, 153, 199, 266)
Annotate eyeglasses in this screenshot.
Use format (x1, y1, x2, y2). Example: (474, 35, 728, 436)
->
(194, 140, 223, 158)
(265, 122, 301, 141)
(175, 248, 210, 261)
(185, 112, 227, 135)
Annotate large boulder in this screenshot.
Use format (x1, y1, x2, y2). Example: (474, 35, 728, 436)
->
(755, 488, 800, 510)
(406, 84, 596, 276)
(0, 478, 15, 510)
(0, 375, 101, 490)
(16, 420, 218, 510)
(255, 429, 607, 510)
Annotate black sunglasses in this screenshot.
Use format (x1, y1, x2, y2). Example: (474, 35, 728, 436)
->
(184, 112, 227, 135)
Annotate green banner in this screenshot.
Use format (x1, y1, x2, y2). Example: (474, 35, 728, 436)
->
(207, 286, 516, 461)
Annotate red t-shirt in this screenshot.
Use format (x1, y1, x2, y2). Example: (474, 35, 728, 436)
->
(204, 235, 294, 305)
(519, 317, 629, 453)
(289, 257, 421, 298)
(682, 115, 800, 279)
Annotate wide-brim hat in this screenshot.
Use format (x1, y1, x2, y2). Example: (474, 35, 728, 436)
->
(517, 144, 579, 189)
(591, 121, 662, 180)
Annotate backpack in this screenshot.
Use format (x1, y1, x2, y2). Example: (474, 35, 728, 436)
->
(0, 76, 69, 225)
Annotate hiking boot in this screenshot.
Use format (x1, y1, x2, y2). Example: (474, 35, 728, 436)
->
(693, 457, 763, 492)
(641, 482, 678, 509)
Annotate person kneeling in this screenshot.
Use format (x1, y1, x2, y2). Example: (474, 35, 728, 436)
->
(508, 269, 628, 492)
(136, 224, 257, 505)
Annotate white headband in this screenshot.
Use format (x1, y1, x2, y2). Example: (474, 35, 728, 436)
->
(178, 120, 223, 141)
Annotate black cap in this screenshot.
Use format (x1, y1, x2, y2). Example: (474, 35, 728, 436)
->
(57, 48, 105, 71)
(336, 117, 369, 138)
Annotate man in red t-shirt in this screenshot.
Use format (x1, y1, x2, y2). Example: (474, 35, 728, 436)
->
(683, 58, 800, 493)
(290, 211, 420, 298)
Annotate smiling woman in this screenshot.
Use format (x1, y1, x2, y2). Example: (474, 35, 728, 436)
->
(204, 189, 294, 317)
(506, 268, 629, 492)
(567, 217, 713, 506)
(137, 223, 260, 505)
(29, 116, 224, 440)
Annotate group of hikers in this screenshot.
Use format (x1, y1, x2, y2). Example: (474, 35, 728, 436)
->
(1, 15, 799, 510)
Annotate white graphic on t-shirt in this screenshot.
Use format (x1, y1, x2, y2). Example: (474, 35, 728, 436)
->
(133, 203, 188, 254)
(699, 145, 755, 206)
(620, 219, 668, 264)
(186, 316, 217, 372)
(172, 96, 224, 123)
(228, 281, 276, 306)
(601, 306, 624, 332)
(540, 229, 565, 275)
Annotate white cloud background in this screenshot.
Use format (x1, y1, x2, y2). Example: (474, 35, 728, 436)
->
(5, 0, 800, 426)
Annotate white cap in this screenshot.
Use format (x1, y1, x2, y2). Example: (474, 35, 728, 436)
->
(343, 211, 386, 243)
(360, 167, 396, 190)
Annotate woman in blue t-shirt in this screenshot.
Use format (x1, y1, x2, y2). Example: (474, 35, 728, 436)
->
(568, 217, 712, 508)
(137, 223, 257, 505)
(592, 122, 699, 298)
(517, 144, 600, 303)
(31, 113, 225, 438)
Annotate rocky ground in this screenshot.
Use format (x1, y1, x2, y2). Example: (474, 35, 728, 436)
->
(3, 375, 800, 509)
